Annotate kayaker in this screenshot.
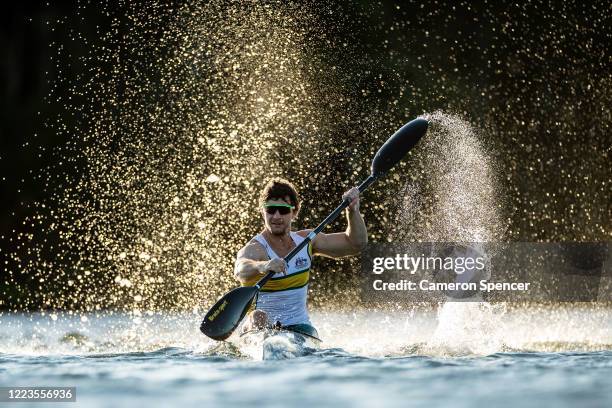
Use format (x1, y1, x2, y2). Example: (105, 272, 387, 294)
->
(234, 178, 367, 337)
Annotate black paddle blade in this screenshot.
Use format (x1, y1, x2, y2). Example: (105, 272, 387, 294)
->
(371, 118, 428, 176)
(200, 286, 259, 341)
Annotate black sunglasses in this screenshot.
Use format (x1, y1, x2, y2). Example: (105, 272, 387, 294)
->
(264, 203, 295, 215)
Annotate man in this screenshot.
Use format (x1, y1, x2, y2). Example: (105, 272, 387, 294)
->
(234, 178, 367, 337)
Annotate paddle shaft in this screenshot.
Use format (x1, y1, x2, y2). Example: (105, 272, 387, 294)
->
(255, 174, 377, 288)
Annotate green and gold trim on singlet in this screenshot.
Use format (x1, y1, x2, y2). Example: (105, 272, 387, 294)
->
(260, 267, 309, 292)
(308, 239, 313, 259)
(242, 241, 313, 292)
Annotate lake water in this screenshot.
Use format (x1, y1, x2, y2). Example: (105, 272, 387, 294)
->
(1, 305, 611, 407)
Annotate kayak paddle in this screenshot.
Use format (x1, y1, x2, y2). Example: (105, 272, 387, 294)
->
(200, 117, 428, 340)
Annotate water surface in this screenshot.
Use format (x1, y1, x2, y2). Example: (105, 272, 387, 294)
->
(1, 307, 611, 407)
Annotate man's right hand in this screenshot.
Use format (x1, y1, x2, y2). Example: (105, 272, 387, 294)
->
(261, 258, 287, 276)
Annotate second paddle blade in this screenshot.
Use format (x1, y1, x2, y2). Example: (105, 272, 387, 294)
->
(200, 286, 259, 341)
(371, 118, 428, 177)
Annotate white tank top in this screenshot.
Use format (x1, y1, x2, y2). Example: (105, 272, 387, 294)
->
(251, 231, 313, 326)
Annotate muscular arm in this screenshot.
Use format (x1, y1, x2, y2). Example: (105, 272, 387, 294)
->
(234, 241, 269, 285)
(234, 240, 287, 285)
(304, 206, 368, 259)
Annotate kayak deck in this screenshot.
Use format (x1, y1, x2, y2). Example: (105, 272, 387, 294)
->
(238, 326, 322, 360)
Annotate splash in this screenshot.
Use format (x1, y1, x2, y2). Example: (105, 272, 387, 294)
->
(387, 111, 510, 353)
(424, 302, 507, 356)
(391, 111, 506, 243)
(1, 308, 611, 358)
(3, 1, 367, 313)
(1, 1, 609, 360)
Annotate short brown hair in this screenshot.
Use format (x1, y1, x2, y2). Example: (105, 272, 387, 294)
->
(258, 178, 300, 215)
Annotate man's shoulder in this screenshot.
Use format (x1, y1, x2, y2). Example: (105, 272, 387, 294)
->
(238, 237, 266, 257)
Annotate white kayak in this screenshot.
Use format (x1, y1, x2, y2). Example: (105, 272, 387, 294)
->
(238, 325, 322, 360)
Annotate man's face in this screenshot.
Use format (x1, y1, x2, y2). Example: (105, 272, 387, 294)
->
(262, 196, 295, 236)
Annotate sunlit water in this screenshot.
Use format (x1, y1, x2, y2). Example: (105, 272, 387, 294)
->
(2, 306, 611, 407)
